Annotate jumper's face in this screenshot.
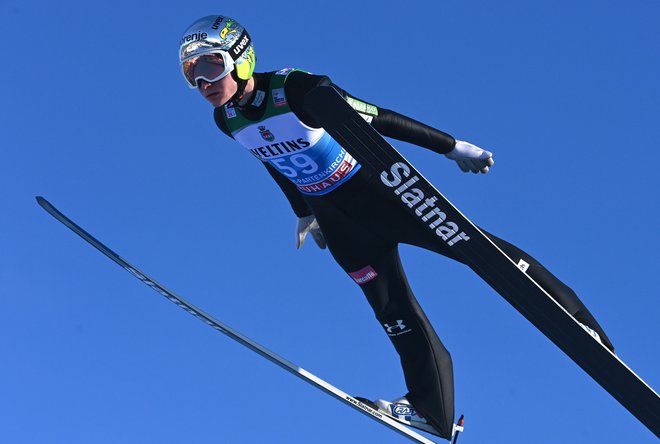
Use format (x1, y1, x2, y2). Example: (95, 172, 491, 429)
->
(198, 71, 237, 107)
(182, 53, 237, 107)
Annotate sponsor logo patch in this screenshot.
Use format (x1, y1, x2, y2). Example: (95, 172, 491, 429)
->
(276, 67, 294, 75)
(383, 320, 412, 337)
(392, 405, 416, 416)
(346, 96, 378, 116)
(517, 259, 530, 273)
(349, 265, 378, 285)
(211, 16, 224, 30)
(297, 159, 356, 194)
(380, 162, 470, 247)
(180, 32, 208, 46)
(252, 90, 266, 107)
(258, 125, 275, 142)
(225, 104, 236, 119)
(249, 138, 311, 160)
(272, 88, 287, 107)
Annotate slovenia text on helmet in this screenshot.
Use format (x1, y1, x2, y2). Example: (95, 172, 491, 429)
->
(179, 16, 256, 93)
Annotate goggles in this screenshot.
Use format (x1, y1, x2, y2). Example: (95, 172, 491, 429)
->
(181, 52, 235, 88)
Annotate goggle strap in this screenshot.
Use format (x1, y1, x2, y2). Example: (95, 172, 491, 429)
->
(227, 30, 251, 62)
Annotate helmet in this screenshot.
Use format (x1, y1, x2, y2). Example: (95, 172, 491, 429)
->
(179, 16, 256, 86)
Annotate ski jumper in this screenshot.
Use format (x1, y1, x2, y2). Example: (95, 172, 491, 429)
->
(214, 69, 614, 439)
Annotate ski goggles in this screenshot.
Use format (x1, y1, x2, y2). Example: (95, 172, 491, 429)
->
(181, 52, 235, 88)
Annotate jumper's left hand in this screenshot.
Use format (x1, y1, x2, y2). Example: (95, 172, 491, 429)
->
(295, 215, 327, 250)
(444, 140, 494, 174)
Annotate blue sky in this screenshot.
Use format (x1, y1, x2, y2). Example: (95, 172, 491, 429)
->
(1, 1, 658, 443)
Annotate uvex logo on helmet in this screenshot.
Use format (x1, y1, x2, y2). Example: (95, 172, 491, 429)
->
(231, 32, 251, 57)
(211, 16, 224, 30)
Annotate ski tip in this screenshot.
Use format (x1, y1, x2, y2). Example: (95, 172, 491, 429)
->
(36, 196, 48, 207)
(36, 196, 56, 213)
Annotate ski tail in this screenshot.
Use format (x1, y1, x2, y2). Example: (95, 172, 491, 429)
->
(451, 414, 464, 444)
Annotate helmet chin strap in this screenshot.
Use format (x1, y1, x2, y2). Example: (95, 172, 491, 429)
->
(229, 71, 248, 107)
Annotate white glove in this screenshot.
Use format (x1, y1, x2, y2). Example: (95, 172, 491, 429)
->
(296, 215, 327, 249)
(444, 140, 494, 174)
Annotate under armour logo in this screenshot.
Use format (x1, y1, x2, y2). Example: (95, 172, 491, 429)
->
(384, 320, 407, 333)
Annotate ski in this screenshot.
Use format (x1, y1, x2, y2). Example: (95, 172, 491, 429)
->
(304, 86, 660, 437)
(36, 196, 443, 444)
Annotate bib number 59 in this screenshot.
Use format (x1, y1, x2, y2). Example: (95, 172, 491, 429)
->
(272, 154, 318, 178)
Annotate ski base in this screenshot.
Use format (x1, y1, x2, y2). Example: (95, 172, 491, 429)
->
(37, 196, 441, 443)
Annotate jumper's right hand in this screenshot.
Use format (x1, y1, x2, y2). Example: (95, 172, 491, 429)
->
(444, 140, 494, 174)
(296, 215, 327, 249)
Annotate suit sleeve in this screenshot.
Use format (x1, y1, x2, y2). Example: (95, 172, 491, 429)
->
(330, 83, 457, 154)
(286, 71, 456, 155)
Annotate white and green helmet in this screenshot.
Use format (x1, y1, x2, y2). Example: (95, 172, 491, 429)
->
(179, 16, 256, 85)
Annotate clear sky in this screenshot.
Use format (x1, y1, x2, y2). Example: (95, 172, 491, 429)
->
(1, 1, 658, 443)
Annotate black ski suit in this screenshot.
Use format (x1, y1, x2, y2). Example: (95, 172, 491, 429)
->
(214, 70, 613, 439)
